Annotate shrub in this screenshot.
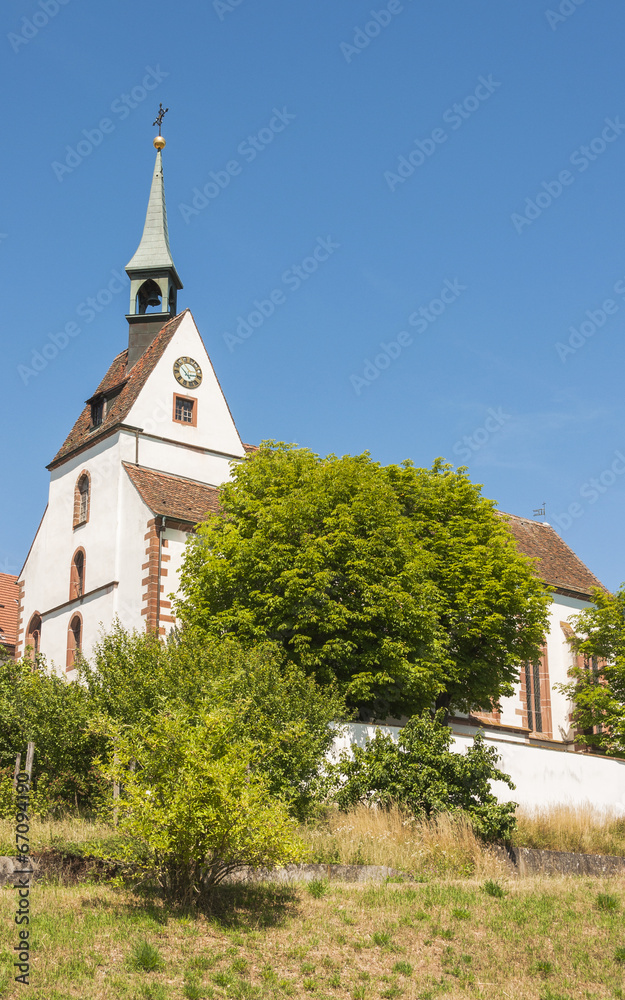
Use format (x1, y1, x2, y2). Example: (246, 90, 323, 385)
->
(93, 708, 306, 905)
(330, 710, 517, 842)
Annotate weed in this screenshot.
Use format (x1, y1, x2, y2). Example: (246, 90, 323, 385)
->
(230, 957, 249, 975)
(532, 959, 554, 977)
(380, 986, 404, 999)
(308, 878, 330, 899)
(597, 893, 620, 912)
(393, 961, 413, 976)
(301, 962, 316, 974)
(329, 971, 341, 987)
(352, 988, 366, 1000)
(129, 940, 164, 973)
(139, 985, 169, 1000)
(451, 907, 470, 919)
(372, 931, 392, 947)
(212, 971, 233, 988)
(303, 978, 317, 991)
(183, 982, 206, 1000)
(483, 879, 506, 898)
(615, 947, 625, 963)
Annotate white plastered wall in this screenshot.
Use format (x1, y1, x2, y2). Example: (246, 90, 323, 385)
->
(20, 433, 129, 672)
(126, 311, 245, 485)
(331, 723, 625, 815)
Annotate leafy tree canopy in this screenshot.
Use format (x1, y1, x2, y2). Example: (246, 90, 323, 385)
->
(176, 444, 551, 720)
(328, 710, 517, 842)
(79, 625, 346, 817)
(0, 655, 104, 810)
(558, 585, 625, 757)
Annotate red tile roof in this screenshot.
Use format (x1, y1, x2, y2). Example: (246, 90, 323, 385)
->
(0, 573, 19, 651)
(48, 311, 188, 469)
(123, 463, 221, 523)
(498, 512, 604, 599)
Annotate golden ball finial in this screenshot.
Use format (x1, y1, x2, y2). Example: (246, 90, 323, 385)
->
(153, 135, 166, 151)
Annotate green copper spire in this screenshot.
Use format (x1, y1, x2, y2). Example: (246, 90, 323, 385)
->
(126, 149, 181, 285)
(125, 127, 183, 370)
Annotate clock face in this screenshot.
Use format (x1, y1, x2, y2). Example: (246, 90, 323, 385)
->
(173, 356, 203, 389)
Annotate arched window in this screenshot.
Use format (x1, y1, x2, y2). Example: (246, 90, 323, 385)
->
(25, 613, 41, 660)
(66, 614, 82, 671)
(73, 472, 90, 528)
(70, 548, 86, 601)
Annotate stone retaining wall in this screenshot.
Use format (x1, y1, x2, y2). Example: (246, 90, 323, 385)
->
(2, 848, 625, 886)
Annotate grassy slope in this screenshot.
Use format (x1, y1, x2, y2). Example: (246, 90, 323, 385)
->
(1, 877, 625, 999)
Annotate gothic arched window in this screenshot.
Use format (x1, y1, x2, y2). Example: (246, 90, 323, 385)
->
(66, 614, 82, 671)
(73, 472, 91, 528)
(25, 613, 41, 660)
(70, 549, 86, 601)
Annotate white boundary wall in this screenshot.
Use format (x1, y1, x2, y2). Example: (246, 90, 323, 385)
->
(332, 724, 625, 816)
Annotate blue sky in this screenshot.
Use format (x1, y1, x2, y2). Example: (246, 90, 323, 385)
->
(3, 0, 625, 591)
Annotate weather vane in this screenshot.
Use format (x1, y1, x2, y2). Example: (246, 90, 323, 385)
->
(533, 502, 546, 519)
(153, 103, 169, 136)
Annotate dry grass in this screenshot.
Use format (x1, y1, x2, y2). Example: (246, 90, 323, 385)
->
(0, 815, 112, 857)
(515, 804, 625, 857)
(300, 805, 507, 880)
(1, 875, 625, 998)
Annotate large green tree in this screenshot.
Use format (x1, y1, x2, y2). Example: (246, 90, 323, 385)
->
(176, 444, 550, 720)
(557, 585, 625, 757)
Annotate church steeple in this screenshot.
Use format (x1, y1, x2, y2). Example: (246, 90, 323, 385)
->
(125, 108, 183, 369)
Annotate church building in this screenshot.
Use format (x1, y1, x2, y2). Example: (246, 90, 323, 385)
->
(14, 125, 625, 812)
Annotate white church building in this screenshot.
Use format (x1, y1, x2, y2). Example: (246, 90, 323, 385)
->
(15, 129, 625, 813)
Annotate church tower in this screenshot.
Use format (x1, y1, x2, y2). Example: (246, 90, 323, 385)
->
(16, 113, 247, 671)
(125, 109, 183, 369)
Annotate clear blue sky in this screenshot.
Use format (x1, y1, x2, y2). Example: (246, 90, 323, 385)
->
(3, 0, 625, 591)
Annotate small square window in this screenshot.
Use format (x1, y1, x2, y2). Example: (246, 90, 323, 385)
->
(173, 395, 196, 426)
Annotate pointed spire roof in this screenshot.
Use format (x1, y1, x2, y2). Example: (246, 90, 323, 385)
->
(126, 149, 182, 287)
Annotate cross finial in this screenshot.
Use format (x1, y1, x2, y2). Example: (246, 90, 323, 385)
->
(153, 103, 169, 136)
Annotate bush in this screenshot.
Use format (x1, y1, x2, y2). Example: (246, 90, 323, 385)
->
(0, 657, 106, 813)
(81, 628, 346, 818)
(93, 708, 307, 905)
(329, 710, 517, 842)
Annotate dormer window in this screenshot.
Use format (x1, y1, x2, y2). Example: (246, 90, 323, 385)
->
(91, 398, 104, 427)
